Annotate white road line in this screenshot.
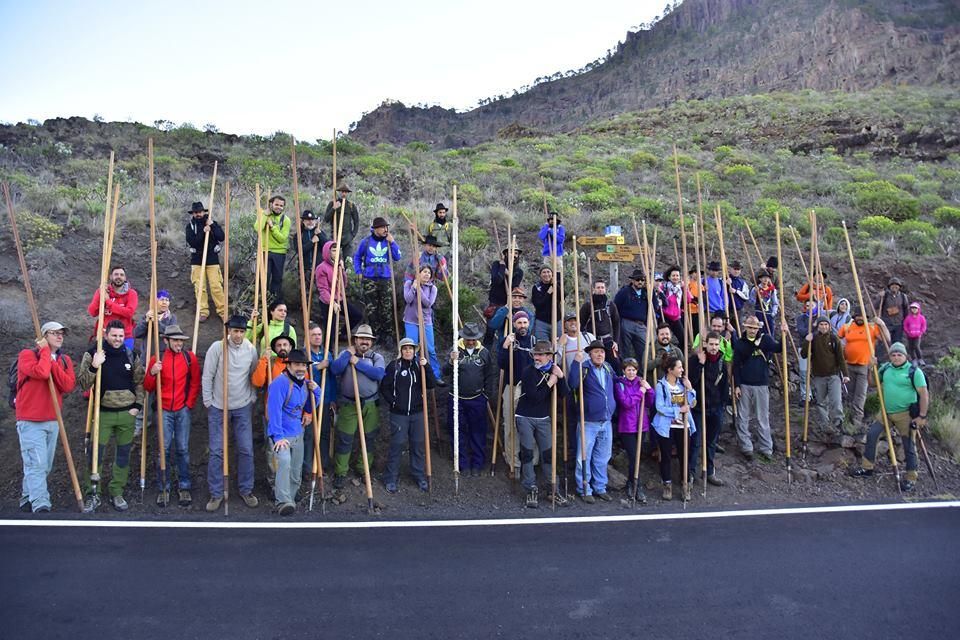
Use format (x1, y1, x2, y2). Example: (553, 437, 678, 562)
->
(1, 501, 957, 530)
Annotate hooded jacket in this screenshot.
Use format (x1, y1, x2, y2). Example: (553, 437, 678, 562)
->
(537, 222, 566, 257)
(315, 241, 347, 305)
(381, 356, 436, 416)
(829, 299, 851, 335)
(403, 279, 437, 326)
(353, 232, 401, 279)
(266, 372, 320, 440)
(903, 303, 928, 339)
(795, 283, 834, 311)
(613, 376, 654, 434)
(185, 215, 225, 265)
(87, 283, 139, 339)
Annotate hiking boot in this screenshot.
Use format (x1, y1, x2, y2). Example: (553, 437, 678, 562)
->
(384, 482, 398, 494)
(715, 444, 726, 454)
(851, 467, 874, 478)
(34, 505, 51, 514)
(178, 490, 192, 507)
(205, 496, 223, 512)
(707, 474, 725, 487)
(83, 495, 101, 513)
(756, 452, 773, 463)
(418, 479, 429, 492)
(741, 450, 754, 462)
(595, 492, 612, 502)
(333, 475, 346, 490)
(525, 487, 539, 509)
(900, 479, 916, 492)
(156, 491, 169, 507)
(581, 494, 596, 504)
(549, 492, 569, 507)
(199, 314, 209, 323)
(111, 495, 129, 512)
(662, 483, 673, 501)
(278, 502, 296, 516)
(241, 493, 259, 508)
(19, 501, 31, 513)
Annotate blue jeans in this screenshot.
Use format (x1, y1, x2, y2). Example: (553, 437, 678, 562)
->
(206, 403, 255, 497)
(575, 420, 612, 496)
(532, 319, 560, 345)
(17, 420, 58, 511)
(404, 322, 442, 379)
(274, 433, 304, 505)
(158, 407, 192, 490)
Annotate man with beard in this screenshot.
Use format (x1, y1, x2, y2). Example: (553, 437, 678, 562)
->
(732, 315, 787, 462)
(489, 287, 534, 350)
(292, 209, 329, 280)
(444, 323, 498, 477)
(838, 308, 889, 429)
(499, 310, 536, 474)
(579, 279, 620, 365)
(688, 331, 730, 486)
(426, 202, 452, 247)
(87, 265, 139, 350)
(77, 320, 145, 512)
(257, 195, 291, 303)
(484, 246, 524, 346)
(184, 201, 226, 323)
(267, 349, 320, 515)
(614, 268, 653, 362)
(802, 315, 849, 434)
(252, 334, 296, 482)
(531, 266, 562, 344)
(330, 324, 386, 489)
(646, 323, 681, 383)
(353, 217, 402, 341)
(143, 324, 200, 507)
(203, 315, 260, 512)
(324, 184, 361, 254)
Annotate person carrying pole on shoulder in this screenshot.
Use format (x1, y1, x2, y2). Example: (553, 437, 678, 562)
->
(267, 349, 320, 515)
(78, 320, 144, 512)
(15, 321, 75, 514)
(143, 324, 200, 507)
(185, 201, 226, 323)
(852, 342, 928, 492)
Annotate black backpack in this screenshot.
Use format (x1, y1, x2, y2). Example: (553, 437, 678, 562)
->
(7, 349, 69, 409)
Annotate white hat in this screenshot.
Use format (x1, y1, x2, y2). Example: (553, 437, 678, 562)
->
(40, 321, 67, 335)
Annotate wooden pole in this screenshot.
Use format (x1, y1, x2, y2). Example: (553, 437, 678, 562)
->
(3, 183, 84, 512)
(147, 139, 168, 505)
(452, 185, 461, 494)
(549, 191, 559, 508)
(407, 225, 434, 492)
(221, 183, 232, 516)
(191, 162, 218, 354)
(630, 220, 656, 505)
(252, 185, 263, 350)
(775, 212, 792, 481)
(385, 212, 402, 348)
(571, 236, 589, 498)
(692, 219, 708, 497)
(801, 212, 819, 458)
(673, 145, 691, 504)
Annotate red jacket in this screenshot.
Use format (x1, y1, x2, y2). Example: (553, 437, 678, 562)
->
(88, 284, 139, 339)
(143, 349, 200, 411)
(15, 346, 75, 422)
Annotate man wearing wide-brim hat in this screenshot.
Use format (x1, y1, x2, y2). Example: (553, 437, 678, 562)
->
(443, 322, 498, 476)
(266, 348, 320, 515)
(15, 321, 75, 514)
(329, 323, 386, 489)
(405, 233, 449, 282)
(323, 182, 361, 254)
(874, 275, 910, 349)
(353, 217, 402, 342)
(613, 267, 652, 362)
(185, 201, 227, 323)
(427, 202, 452, 248)
(568, 339, 616, 503)
(143, 324, 201, 507)
(292, 209, 330, 276)
(381, 337, 436, 493)
(731, 313, 787, 462)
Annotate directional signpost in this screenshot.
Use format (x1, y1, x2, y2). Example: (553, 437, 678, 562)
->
(578, 226, 636, 285)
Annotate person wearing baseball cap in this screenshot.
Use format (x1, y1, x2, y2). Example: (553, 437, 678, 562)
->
(15, 321, 75, 514)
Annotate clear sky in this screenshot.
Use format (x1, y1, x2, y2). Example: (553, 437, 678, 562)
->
(0, 0, 664, 141)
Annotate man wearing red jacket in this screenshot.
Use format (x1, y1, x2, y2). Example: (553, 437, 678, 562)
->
(15, 321, 75, 513)
(87, 265, 139, 350)
(143, 324, 200, 507)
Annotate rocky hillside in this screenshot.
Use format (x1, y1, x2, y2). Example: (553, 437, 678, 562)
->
(351, 0, 960, 147)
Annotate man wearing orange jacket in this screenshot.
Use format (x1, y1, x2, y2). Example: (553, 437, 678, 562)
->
(15, 321, 76, 513)
(252, 334, 295, 480)
(144, 324, 201, 506)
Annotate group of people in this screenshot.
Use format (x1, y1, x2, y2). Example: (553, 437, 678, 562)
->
(12, 196, 934, 515)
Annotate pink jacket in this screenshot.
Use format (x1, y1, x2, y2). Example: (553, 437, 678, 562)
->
(314, 241, 347, 305)
(902, 304, 927, 339)
(614, 376, 654, 434)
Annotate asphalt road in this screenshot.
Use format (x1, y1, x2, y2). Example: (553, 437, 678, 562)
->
(1, 506, 958, 639)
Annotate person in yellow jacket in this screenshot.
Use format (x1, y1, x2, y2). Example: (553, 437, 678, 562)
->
(257, 195, 291, 303)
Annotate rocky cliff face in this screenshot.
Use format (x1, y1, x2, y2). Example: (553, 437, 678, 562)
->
(351, 0, 960, 147)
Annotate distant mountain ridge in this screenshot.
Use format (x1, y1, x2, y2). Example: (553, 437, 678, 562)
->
(350, 0, 960, 147)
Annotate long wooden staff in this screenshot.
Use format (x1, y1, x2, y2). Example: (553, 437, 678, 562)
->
(586, 256, 598, 338)
(452, 185, 461, 494)
(508, 232, 518, 481)
(384, 212, 402, 347)
(740, 232, 786, 384)
(490, 225, 512, 475)
(91, 182, 120, 498)
(673, 145, 691, 504)
(571, 236, 589, 498)
(140, 292, 154, 503)
(775, 212, 792, 482)
(715, 205, 739, 425)
(337, 274, 376, 512)
(744, 219, 764, 266)
(630, 221, 656, 506)
(84, 153, 114, 456)
(801, 213, 819, 459)
(549, 192, 559, 508)
(147, 140, 168, 505)
(407, 226, 434, 491)
(252, 185, 264, 350)
(692, 219, 708, 497)
(789, 226, 812, 284)
(3, 183, 84, 512)
(559, 230, 569, 497)
(221, 183, 232, 516)
(191, 162, 218, 354)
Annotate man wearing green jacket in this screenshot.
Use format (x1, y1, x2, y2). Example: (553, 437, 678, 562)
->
(258, 195, 291, 303)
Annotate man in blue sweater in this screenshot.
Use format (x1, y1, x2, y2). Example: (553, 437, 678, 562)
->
(569, 340, 617, 503)
(732, 315, 786, 461)
(353, 217, 402, 341)
(613, 268, 652, 362)
(267, 349, 320, 516)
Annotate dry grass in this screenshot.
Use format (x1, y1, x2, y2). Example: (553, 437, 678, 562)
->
(930, 400, 960, 464)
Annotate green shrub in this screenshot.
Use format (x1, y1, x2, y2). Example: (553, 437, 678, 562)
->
(723, 164, 757, 184)
(629, 151, 659, 170)
(899, 220, 938, 254)
(892, 174, 917, 191)
(570, 176, 610, 193)
(762, 180, 805, 199)
(857, 215, 896, 236)
(499, 158, 520, 168)
(16, 211, 62, 252)
(713, 145, 735, 162)
(934, 206, 960, 227)
(579, 185, 626, 210)
(457, 183, 483, 205)
(628, 196, 667, 219)
(518, 188, 557, 211)
(850, 180, 920, 221)
(606, 157, 631, 173)
(406, 141, 429, 152)
(918, 193, 946, 213)
(823, 226, 846, 247)
(460, 226, 490, 251)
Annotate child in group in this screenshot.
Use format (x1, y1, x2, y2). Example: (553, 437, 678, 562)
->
(750, 271, 779, 334)
(903, 301, 927, 365)
(613, 358, 655, 503)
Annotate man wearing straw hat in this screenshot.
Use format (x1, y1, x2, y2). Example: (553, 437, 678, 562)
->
(330, 323, 386, 489)
(444, 322, 498, 477)
(185, 201, 226, 323)
(731, 314, 786, 462)
(324, 183, 361, 254)
(267, 348, 320, 515)
(15, 321, 75, 514)
(143, 324, 201, 507)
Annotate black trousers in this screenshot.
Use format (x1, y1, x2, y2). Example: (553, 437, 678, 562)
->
(267, 252, 286, 303)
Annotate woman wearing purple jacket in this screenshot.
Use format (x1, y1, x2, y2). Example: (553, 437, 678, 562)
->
(614, 358, 654, 503)
(403, 265, 442, 379)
